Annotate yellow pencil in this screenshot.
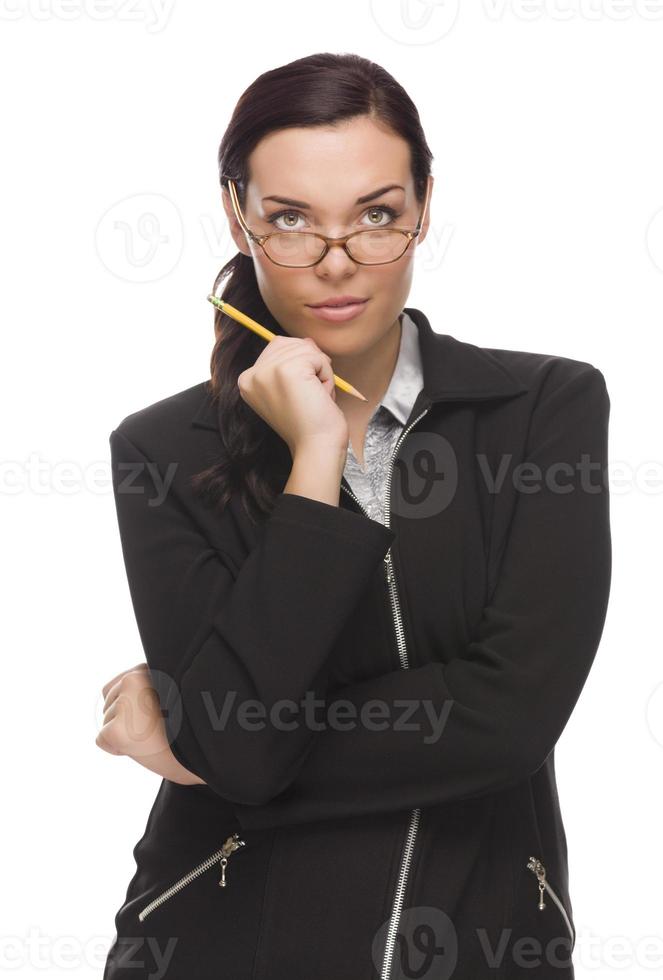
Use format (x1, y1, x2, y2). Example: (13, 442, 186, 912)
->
(206, 294, 367, 402)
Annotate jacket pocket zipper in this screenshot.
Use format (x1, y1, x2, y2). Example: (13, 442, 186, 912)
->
(526, 855, 576, 950)
(137, 832, 246, 922)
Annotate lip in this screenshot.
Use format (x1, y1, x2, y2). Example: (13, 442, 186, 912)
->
(306, 297, 369, 323)
(308, 295, 368, 308)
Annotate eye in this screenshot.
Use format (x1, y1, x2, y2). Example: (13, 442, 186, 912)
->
(265, 204, 401, 232)
(266, 209, 305, 231)
(361, 205, 400, 227)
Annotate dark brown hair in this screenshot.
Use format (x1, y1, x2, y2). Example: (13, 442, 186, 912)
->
(190, 51, 434, 525)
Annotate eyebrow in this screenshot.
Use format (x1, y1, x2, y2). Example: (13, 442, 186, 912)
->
(261, 184, 406, 209)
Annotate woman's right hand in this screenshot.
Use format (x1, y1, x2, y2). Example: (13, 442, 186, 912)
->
(237, 335, 349, 456)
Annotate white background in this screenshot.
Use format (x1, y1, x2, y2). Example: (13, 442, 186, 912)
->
(1, 2, 660, 977)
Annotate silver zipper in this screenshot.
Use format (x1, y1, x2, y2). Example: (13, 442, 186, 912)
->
(341, 404, 431, 980)
(526, 856, 576, 950)
(137, 832, 246, 922)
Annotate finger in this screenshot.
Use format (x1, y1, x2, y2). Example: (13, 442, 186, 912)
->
(95, 724, 123, 756)
(102, 697, 119, 724)
(308, 345, 336, 397)
(102, 678, 124, 713)
(103, 680, 119, 713)
(101, 671, 126, 700)
(103, 667, 154, 719)
(101, 662, 147, 700)
(102, 672, 141, 714)
(284, 339, 334, 386)
(260, 335, 307, 367)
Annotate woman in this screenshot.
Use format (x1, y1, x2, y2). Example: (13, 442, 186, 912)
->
(97, 52, 611, 980)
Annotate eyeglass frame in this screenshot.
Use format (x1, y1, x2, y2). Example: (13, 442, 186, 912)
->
(222, 173, 432, 268)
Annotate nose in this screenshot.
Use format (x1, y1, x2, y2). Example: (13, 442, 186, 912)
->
(313, 241, 358, 276)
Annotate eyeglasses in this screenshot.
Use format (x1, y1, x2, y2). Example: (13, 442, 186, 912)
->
(222, 174, 432, 268)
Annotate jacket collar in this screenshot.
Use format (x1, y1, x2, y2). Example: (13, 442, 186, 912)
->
(409, 306, 528, 404)
(191, 305, 528, 431)
(379, 310, 424, 426)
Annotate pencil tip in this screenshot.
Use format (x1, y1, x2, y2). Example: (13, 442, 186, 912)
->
(346, 383, 366, 400)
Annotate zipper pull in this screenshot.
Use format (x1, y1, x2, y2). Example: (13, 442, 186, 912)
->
(384, 551, 394, 585)
(218, 832, 246, 888)
(526, 856, 547, 911)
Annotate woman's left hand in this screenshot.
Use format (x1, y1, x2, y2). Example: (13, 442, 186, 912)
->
(95, 662, 205, 786)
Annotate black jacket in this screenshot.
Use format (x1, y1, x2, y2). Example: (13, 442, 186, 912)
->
(102, 307, 611, 980)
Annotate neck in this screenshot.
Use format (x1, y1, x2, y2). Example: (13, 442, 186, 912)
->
(334, 315, 402, 414)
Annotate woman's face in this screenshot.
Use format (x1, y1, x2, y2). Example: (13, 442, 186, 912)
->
(222, 115, 432, 360)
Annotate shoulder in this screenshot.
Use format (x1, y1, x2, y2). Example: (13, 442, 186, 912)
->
(111, 379, 213, 455)
(477, 341, 608, 408)
(484, 342, 604, 387)
(473, 343, 610, 451)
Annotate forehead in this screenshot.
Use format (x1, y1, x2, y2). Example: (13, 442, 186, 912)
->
(246, 118, 413, 205)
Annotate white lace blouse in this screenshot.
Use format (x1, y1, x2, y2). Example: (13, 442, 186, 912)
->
(342, 310, 424, 525)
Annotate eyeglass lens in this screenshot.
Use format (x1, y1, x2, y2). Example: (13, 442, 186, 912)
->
(262, 229, 409, 266)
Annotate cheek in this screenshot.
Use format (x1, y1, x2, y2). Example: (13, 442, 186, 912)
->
(253, 259, 300, 300)
(253, 262, 312, 336)
(370, 255, 415, 303)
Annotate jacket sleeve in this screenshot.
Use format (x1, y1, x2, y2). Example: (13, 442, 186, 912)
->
(108, 425, 395, 805)
(231, 366, 612, 829)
